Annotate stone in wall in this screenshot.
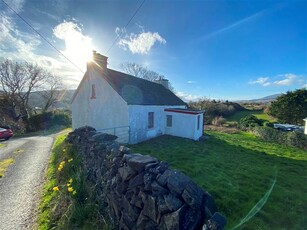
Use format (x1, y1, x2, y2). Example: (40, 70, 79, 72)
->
(66, 126, 227, 230)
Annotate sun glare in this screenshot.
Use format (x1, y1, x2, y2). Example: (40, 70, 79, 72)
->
(53, 21, 94, 71)
(64, 41, 93, 70)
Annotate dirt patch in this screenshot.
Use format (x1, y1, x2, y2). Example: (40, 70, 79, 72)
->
(205, 125, 240, 134)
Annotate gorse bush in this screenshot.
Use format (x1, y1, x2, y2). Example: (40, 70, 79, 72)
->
(27, 111, 71, 131)
(252, 126, 307, 149)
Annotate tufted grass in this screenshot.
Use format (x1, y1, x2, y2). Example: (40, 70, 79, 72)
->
(38, 131, 110, 229)
(130, 131, 307, 229)
(0, 158, 15, 178)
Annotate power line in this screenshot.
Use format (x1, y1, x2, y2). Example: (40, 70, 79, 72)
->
(106, 0, 146, 55)
(1, 0, 85, 74)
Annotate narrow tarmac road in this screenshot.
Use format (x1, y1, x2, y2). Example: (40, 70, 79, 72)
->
(0, 135, 54, 230)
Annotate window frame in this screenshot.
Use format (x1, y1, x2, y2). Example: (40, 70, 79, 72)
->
(166, 115, 172, 127)
(90, 84, 96, 99)
(148, 112, 154, 129)
(197, 115, 200, 130)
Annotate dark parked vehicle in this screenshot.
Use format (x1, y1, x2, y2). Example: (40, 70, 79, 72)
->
(0, 127, 13, 140)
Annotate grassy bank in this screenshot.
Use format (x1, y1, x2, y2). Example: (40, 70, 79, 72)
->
(38, 131, 107, 229)
(130, 131, 307, 229)
(226, 110, 276, 123)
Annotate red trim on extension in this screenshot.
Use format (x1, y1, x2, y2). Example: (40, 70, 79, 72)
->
(164, 109, 203, 115)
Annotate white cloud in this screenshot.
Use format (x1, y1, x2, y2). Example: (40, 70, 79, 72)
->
(0, 12, 85, 88)
(249, 74, 304, 87)
(249, 77, 271, 86)
(273, 73, 296, 86)
(176, 91, 203, 102)
(116, 27, 166, 54)
(0, 14, 41, 58)
(187, 80, 197, 84)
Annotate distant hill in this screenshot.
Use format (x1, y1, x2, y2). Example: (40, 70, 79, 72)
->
(236, 93, 282, 103)
(29, 89, 76, 110)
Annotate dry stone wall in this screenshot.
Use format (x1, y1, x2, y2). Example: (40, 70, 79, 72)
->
(66, 126, 226, 230)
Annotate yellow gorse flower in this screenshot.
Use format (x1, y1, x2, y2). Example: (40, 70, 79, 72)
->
(68, 158, 73, 163)
(53, 186, 59, 191)
(68, 187, 74, 192)
(68, 178, 73, 183)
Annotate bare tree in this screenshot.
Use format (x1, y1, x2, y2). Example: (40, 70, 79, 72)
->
(121, 62, 163, 81)
(0, 59, 63, 119)
(38, 74, 63, 112)
(120, 62, 176, 92)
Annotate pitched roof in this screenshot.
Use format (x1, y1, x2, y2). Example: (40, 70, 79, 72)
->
(102, 68, 186, 106)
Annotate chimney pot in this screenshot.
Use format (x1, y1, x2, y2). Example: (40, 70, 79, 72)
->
(88, 50, 108, 70)
(154, 78, 169, 90)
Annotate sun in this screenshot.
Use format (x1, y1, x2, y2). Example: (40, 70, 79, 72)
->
(53, 21, 94, 71)
(64, 39, 94, 70)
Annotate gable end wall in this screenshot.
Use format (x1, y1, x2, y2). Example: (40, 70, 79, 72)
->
(72, 69, 129, 141)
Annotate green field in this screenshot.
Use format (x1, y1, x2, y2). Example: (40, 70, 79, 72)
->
(226, 110, 276, 122)
(130, 131, 307, 229)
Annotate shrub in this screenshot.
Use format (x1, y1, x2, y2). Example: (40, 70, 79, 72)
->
(263, 121, 274, 128)
(286, 131, 307, 149)
(252, 126, 307, 149)
(189, 99, 245, 125)
(239, 115, 263, 129)
(27, 111, 71, 132)
(212, 116, 226, 126)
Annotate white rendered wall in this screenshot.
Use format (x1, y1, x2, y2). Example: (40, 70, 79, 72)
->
(304, 119, 307, 135)
(165, 112, 203, 140)
(128, 105, 185, 144)
(72, 68, 129, 142)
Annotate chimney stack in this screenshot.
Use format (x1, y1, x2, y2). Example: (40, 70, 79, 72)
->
(154, 77, 169, 90)
(88, 50, 108, 70)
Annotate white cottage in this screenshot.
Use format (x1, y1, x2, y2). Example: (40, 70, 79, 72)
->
(72, 51, 204, 144)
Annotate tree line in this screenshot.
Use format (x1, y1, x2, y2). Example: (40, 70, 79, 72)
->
(0, 59, 63, 130)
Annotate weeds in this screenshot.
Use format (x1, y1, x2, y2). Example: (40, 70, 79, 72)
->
(0, 158, 15, 178)
(38, 133, 109, 229)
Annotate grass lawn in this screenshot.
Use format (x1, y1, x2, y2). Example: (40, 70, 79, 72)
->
(226, 110, 276, 123)
(130, 131, 307, 229)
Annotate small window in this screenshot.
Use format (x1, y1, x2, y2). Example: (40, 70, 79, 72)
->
(197, 115, 200, 130)
(148, 112, 154, 128)
(91, 84, 96, 99)
(166, 115, 172, 127)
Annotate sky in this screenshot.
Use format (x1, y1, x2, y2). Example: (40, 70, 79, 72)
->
(0, 0, 306, 101)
